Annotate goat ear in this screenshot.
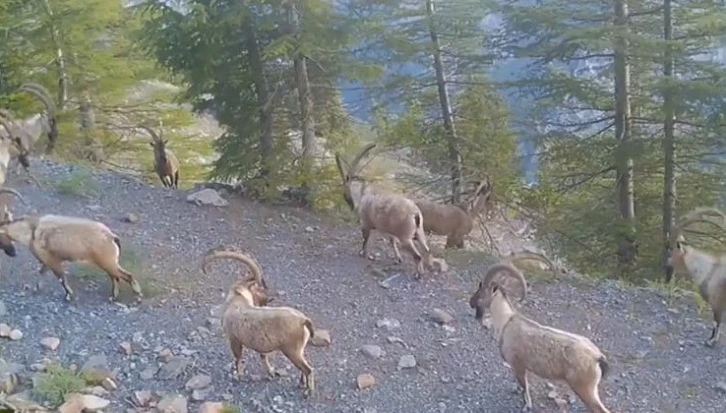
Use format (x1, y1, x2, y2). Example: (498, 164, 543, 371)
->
(477, 281, 483, 289)
(149, 142, 154, 147)
(676, 241, 683, 250)
(163, 139, 168, 145)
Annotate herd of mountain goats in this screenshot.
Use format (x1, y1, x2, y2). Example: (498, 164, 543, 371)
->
(1, 83, 725, 412)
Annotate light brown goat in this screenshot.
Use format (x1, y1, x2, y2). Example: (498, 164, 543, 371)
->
(469, 262, 611, 413)
(202, 248, 316, 396)
(335, 143, 440, 277)
(665, 207, 726, 347)
(415, 180, 493, 249)
(138, 124, 179, 189)
(0, 214, 143, 302)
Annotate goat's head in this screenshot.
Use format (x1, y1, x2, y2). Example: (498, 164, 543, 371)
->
(469, 262, 527, 321)
(665, 207, 726, 282)
(138, 124, 168, 164)
(334, 143, 377, 210)
(202, 247, 272, 307)
(0, 189, 30, 247)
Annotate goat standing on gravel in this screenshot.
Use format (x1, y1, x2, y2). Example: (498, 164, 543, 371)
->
(0, 214, 143, 302)
(335, 143, 443, 277)
(665, 207, 726, 347)
(202, 248, 316, 396)
(138, 124, 179, 189)
(469, 259, 611, 413)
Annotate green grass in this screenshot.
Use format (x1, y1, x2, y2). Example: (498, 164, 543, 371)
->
(33, 363, 86, 406)
(73, 244, 165, 301)
(54, 169, 99, 198)
(221, 405, 241, 413)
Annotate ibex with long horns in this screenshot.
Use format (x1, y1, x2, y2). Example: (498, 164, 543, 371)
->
(335, 143, 441, 278)
(469, 254, 611, 413)
(0, 83, 59, 156)
(0, 110, 34, 185)
(138, 124, 180, 189)
(665, 207, 726, 347)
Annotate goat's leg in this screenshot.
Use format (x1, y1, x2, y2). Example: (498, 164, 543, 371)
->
(98, 258, 143, 301)
(399, 238, 424, 278)
(359, 227, 372, 259)
(388, 236, 403, 263)
(173, 171, 179, 189)
(572, 381, 611, 413)
(33, 250, 74, 301)
(513, 367, 532, 411)
(230, 340, 245, 380)
(260, 353, 281, 378)
(705, 310, 722, 347)
(283, 347, 315, 397)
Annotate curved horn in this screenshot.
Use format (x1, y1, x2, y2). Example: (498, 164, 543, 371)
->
(348, 143, 377, 175)
(137, 124, 162, 142)
(480, 262, 528, 302)
(670, 207, 726, 246)
(17, 83, 56, 116)
(201, 248, 265, 287)
(505, 251, 557, 275)
(334, 153, 348, 183)
(0, 188, 27, 205)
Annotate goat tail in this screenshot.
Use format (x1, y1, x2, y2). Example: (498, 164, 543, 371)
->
(414, 212, 422, 229)
(597, 355, 609, 379)
(303, 318, 315, 339)
(113, 236, 121, 250)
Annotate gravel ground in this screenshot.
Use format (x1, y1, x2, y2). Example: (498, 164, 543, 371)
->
(1, 159, 725, 413)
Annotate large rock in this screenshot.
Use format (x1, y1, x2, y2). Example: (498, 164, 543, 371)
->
(186, 189, 228, 207)
(184, 374, 212, 391)
(80, 355, 114, 385)
(0, 359, 23, 393)
(157, 394, 188, 413)
(158, 356, 190, 380)
(58, 393, 110, 413)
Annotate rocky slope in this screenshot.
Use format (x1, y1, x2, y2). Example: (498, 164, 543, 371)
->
(0, 159, 725, 413)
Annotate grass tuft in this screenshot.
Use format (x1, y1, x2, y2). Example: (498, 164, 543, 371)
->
(55, 169, 99, 198)
(33, 363, 86, 406)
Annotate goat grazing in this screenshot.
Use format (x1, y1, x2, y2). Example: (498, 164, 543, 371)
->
(202, 248, 316, 396)
(0, 214, 143, 302)
(335, 143, 437, 277)
(469, 262, 611, 413)
(665, 207, 726, 347)
(138, 124, 179, 189)
(0, 83, 59, 155)
(415, 180, 493, 249)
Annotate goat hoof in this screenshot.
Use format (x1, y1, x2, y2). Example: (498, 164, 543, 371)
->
(704, 339, 717, 347)
(64, 294, 75, 302)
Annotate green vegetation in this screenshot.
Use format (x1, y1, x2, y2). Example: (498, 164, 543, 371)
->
(55, 169, 99, 198)
(33, 363, 85, 406)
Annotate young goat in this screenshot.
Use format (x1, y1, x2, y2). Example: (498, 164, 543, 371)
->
(665, 207, 726, 347)
(415, 180, 493, 249)
(335, 143, 437, 277)
(0, 214, 143, 302)
(202, 248, 316, 396)
(469, 262, 611, 413)
(138, 124, 179, 189)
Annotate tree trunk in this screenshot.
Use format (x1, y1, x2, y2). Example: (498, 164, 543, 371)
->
(613, 0, 637, 268)
(426, 0, 463, 205)
(662, 0, 676, 281)
(42, 0, 67, 110)
(242, 14, 274, 180)
(287, 1, 316, 182)
(79, 91, 104, 163)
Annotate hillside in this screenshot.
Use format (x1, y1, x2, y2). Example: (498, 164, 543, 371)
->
(0, 159, 725, 413)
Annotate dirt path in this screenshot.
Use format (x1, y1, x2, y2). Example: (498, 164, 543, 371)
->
(0, 159, 724, 413)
